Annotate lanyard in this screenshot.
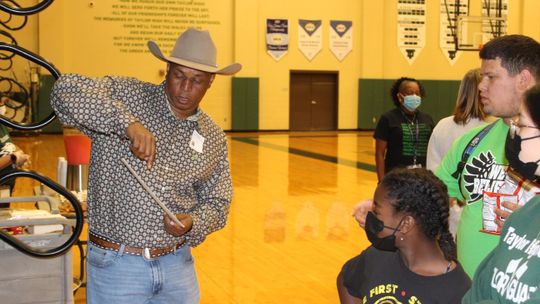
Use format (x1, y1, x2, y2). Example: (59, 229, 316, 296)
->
(402, 112, 419, 165)
(451, 122, 496, 179)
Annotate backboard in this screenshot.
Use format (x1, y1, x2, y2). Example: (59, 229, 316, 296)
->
(456, 15, 507, 51)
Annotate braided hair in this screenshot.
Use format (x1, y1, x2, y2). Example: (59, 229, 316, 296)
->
(379, 168, 457, 261)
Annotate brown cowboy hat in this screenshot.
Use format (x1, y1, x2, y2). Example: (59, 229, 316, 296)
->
(148, 28, 241, 75)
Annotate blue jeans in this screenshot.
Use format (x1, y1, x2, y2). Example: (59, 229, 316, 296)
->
(86, 243, 199, 304)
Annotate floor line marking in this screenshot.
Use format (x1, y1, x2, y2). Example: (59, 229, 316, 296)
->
(231, 137, 376, 172)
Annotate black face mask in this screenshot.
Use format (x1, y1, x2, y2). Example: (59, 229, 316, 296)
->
(505, 132, 540, 181)
(365, 211, 404, 252)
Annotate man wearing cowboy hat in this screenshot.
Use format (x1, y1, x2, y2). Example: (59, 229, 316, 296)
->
(51, 27, 241, 303)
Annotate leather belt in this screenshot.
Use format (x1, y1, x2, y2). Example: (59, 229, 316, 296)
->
(89, 233, 184, 259)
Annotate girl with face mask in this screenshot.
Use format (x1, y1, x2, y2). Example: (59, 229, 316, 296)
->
(504, 94, 540, 182)
(337, 168, 471, 304)
(487, 86, 540, 232)
(373, 77, 435, 183)
(463, 84, 540, 303)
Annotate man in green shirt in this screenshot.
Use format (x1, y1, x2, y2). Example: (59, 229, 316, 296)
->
(435, 35, 540, 278)
(462, 83, 540, 303)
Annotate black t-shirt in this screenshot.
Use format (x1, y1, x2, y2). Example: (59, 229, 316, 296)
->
(374, 108, 434, 173)
(342, 247, 471, 304)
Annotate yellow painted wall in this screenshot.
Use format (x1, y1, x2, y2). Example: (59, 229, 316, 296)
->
(521, 0, 540, 41)
(239, 0, 363, 130)
(5, 0, 540, 130)
(357, 0, 530, 80)
(234, 0, 540, 129)
(39, 0, 235, 127)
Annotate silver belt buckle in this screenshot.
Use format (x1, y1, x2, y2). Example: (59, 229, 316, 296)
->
(143, 248, 153, 260)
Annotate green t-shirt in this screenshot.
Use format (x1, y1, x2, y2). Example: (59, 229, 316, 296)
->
(436, 119, 509, 278)
(462, 195, 540, 303)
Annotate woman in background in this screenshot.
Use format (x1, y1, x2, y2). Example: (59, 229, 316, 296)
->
(337, 168, 470, 304)
(374, 77, 434, 182)
(426, 68, 493, 171)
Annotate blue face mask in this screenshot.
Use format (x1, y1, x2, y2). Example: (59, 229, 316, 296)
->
(403, 95, 422, 112)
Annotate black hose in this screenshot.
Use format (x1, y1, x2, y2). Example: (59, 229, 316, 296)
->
(0, 170, 84, 258)
(0, 43, 59, 130)
(0, 0, 54, 16)
(0, 30, 18, 60)
(0, 77, 29, 109)
(0, 0, 28, 31)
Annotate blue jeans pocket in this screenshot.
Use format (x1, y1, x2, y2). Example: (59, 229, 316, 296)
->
(178, 246, 194, 264)
(87, 244, 120, 268)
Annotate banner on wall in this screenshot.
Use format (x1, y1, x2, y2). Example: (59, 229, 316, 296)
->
(482, 0, 508, 36)
(329, 20, 353, 61)
(439, 0, 469, 65)
(397, 0, 426, 64)
(298, 19, 322, 61)
(266, 19, 289, 61)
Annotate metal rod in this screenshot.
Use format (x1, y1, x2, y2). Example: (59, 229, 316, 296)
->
(120, 159, 185, 228)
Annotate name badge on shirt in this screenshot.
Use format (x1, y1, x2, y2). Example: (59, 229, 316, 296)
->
(189, 130, 205, 153)
(406, 164, 422, 169)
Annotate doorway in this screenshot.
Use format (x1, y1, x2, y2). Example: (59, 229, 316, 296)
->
(289, 71, 338, 131)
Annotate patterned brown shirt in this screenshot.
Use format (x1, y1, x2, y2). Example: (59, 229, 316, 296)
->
(51, 74, 232, 248)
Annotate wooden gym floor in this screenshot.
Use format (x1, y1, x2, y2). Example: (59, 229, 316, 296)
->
(10, 131, 377, 303)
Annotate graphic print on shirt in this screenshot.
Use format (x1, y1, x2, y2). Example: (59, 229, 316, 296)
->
(491, 226, 540, 303)
(490, 258, 535, 304)
(400, 123, 430, 157)
(363, 284, 422, 304)
(462, 151, 506, 202)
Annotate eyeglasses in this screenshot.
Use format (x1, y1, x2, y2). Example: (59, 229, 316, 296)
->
(509, 120, 540, 140)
